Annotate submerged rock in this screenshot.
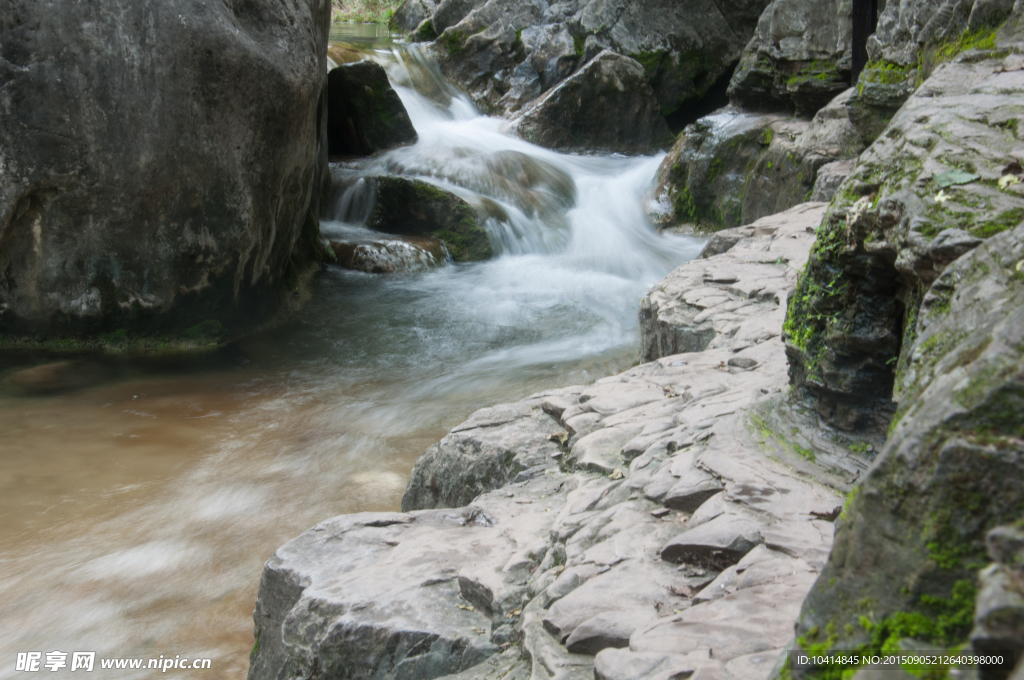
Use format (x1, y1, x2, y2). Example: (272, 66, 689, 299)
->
(366, 177, 492, 261)
(327, 61, 418, 157)
(330, 235, 449, 274)
(0, 0, 331, 345)
(505, 51, 673, 155)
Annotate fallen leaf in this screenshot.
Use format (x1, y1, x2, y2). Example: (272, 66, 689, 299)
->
(670, 584, 697, 598)
(934, 170, 980, 188)
(998, 174, 1021, 189)
(609, 468, 624, 480)
(934, 190, 951, 204)
(457, 604, 475, 611)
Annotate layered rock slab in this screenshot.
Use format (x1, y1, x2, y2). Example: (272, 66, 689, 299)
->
(250, 202, 867, 680)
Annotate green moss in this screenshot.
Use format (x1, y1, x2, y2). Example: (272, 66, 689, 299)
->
(440, 30, 466, 56)
(573, 33, 585, 59)
(971, 207, 1024, 238)
(628, 50, 668, 74)
(415, 20, 438, 41)
(760, 127, 775, 146)
(706, 158, 724, 185)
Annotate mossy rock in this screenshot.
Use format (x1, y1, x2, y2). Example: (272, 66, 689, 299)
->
(366, 177, 492, 262)
(791, 223, 1024, 678)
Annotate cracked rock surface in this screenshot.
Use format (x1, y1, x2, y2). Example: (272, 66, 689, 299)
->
(248, 202, 875, 680)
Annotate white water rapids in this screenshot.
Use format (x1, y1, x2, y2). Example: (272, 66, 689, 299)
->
(0, 36, 702, 679)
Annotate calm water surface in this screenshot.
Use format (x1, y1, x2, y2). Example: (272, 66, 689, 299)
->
(0, 26, 703, 679)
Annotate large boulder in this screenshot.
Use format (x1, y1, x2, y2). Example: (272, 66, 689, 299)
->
(394, 0, 772, 122)
(326, 61, 418, 157)
(366, 177, 493, 262)
(784, 19, 1024, 432)
(0, 0, 331, 347)
(505, 51, 674, 155)
(728, 0, 854, 116)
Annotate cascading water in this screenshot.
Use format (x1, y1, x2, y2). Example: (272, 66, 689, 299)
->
(0, 32, 703, 680)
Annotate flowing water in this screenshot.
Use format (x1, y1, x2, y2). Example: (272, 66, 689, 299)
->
(0, 30, 703, 679)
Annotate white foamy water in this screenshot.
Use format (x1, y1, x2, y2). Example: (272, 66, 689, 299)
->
(0, 36, 703, 680)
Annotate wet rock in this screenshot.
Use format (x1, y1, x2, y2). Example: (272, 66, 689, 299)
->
(0, 0, 330, 343)
(785, 32, 1024, 433)
(366, 177, 492, 262)
(647, 90, 863, 232)
(417, 0, 771, 120)
(327, 61, 418, 157)
(330, 235, 449, 273)
(728, 0, 853, 116)
(793, 222, 1024, 658)
(505, 51, 673, 155)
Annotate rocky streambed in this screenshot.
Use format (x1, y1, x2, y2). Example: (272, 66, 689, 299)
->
(248, 203, 877, 680)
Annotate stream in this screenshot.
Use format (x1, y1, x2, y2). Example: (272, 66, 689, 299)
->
(0, 26, 702, 679)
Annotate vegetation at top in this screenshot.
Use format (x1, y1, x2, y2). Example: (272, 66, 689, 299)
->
(332, 0, 403, 24)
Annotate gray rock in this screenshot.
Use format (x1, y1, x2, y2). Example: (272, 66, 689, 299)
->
(391, 0, 441, 32)
(420, 0, 771, 120)
(564, 611, 649, 655)
(640, 202, 825, 363)
(594, 649, 705, 680)
(0, 0, 330, 344)
(660, 514, 764, 568)
(786, 34, 1024, 433)
(327, 62, 418, 157)
(728, 0, 854, 116)
(505, 51, 673, 155)
(810, 160, 855, 202)
(663, 468, 725, 512)
(402, 400, 563, 511)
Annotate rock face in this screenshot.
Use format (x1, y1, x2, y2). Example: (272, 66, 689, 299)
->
(728, 0, 854, 116)
(329, 235, 449, 274)
(0, 0, 331, 345)
(327, 61, 418, 157)
(249, 203, 876, 680)
(505, 51, 674, 154)
(646, 91, 863, 232)
(394, 0, 771, 123)
(784, 21, 1024, 433)
(367, 177, 493, 262)
(972, 524, 1024, 680)
(792, 221, 1024, 673)
(848, 0, 1018, 144)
